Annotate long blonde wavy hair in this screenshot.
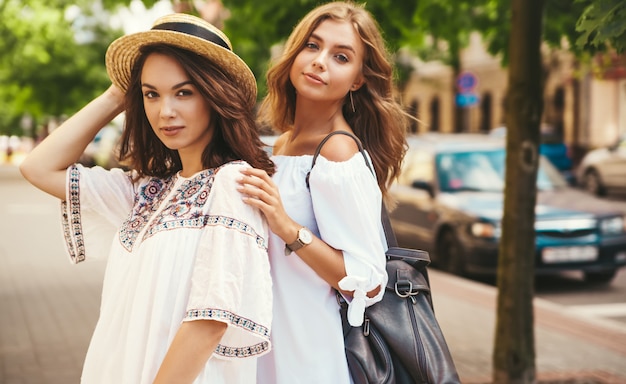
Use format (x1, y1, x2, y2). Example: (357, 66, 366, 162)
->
(257, 1, 408, 198)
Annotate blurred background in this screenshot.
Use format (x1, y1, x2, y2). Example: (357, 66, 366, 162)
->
(1, 1, 626, 382)
(1, 0, 624, 175)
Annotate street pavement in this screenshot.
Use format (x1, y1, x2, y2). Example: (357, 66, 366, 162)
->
(1, 164, 625, 383)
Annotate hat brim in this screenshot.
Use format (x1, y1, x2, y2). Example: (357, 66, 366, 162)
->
(106, 28, 257, 106)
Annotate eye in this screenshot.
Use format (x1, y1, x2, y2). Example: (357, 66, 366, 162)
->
(176, 89, 193, 97)
(335, 53, 349, 63)
(144, 90, 158, 99)
(305, 41, 319, 50)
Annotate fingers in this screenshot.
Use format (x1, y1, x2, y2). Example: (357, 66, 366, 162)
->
(237, 169, 272, 198)
(239, 167, 275, 186)
(237, 168, 286, 228)
(237, 168, 278, 209)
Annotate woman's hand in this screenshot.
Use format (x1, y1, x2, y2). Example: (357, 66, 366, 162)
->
(104, 83, 126, 110)
(237, 168, 298, 241)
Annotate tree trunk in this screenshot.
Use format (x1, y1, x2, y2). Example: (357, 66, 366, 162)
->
(493, 0, 545, 382)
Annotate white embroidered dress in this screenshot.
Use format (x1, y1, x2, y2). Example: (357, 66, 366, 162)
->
(61, 161, 272, 384)
(257, 153, 387, 384)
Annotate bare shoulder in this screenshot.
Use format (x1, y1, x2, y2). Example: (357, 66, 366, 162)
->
(318, 131, 360, 162)
(272, 133, 290, 155)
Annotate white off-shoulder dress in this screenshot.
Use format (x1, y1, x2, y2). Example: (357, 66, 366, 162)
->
(61, 161, 272, 384)
(257, 153, 387, 384)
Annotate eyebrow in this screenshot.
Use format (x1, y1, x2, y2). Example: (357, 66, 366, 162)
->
(310, 32, 356, 54)
(141, 80, 194, 90)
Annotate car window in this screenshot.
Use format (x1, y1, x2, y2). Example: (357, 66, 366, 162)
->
(537, 156, 568, 190)
(436, 150, 505, 192)
(400, 139, 569, 193)
(398, 149, 434, 186)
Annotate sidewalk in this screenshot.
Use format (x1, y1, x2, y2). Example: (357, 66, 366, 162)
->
(430, 268, 626, 383)
(1, 164, 626, 383)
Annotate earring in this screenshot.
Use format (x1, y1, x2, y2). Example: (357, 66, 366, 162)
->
(350, 91, 355, 113)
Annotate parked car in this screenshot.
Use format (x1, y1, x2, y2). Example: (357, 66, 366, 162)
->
(577, 135, 626, 196)
(389, 133, 626, 284)
(490, 125, 574, 184)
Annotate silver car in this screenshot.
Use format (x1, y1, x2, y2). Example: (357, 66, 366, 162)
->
(577, 135, 626, 196)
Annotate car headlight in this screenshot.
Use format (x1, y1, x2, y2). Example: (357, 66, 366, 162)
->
(600, 216, 626, 235)
(470, 222, 500, 238)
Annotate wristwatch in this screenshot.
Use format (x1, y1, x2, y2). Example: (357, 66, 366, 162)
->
(284, 227, 313, 255)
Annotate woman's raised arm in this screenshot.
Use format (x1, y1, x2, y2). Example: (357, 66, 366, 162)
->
(19, 85, 125, 200)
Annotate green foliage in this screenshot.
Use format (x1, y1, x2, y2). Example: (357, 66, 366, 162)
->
(576, 0, 626, 53)
(395, 0, 604, 67)
(409, 0, 487, 68)
(1, 0, 613, 136)
(0, 0, 153, 136)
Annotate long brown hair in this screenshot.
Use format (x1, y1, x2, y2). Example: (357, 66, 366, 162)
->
(118, 44, 274, 178)
(258, 1, 407, 197)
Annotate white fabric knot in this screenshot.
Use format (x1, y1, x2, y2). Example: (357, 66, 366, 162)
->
(338, 276, 370, 327)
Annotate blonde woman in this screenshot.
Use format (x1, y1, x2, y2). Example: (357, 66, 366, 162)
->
(237, 2, 408, 382)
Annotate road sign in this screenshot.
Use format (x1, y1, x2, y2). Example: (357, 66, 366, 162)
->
(456, 93, 479, 107)
(456, 72, 477, 92)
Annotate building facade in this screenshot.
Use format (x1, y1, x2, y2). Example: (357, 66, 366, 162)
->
(402, 32, 626, 165)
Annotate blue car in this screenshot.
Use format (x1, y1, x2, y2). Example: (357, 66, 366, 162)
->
(389, 133, 626, 284)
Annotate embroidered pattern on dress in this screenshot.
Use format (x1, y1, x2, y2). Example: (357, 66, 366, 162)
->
(118, 176, 176, 252)
(205, 215, 268, 250)
(61, 165, 85, 263)
(118, 162, 266, 251)
(186, 308, 270, 357)
(144, 170, 216, 240)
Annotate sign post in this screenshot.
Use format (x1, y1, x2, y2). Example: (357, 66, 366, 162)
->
(456, 71, 479, 107)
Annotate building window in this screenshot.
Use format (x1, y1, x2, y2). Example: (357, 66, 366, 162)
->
(480, 92, 492, 133)
(408, 99, 419, 133)
(430, 97, 440, 132)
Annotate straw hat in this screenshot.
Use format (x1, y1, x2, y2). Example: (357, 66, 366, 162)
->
(105, 13, 257, 106)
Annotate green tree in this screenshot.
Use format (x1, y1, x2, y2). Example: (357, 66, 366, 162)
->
(404, 2, 614, 382)
(576, 0, 626, 53)
(0, 0, 157, 136)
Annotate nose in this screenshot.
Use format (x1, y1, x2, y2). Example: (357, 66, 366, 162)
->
(159, 97, 176, 119)
(312, 53, 327, 70)
(160, 97, 176, 119)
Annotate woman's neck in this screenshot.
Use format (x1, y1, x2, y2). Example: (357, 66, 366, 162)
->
(178, 154, 205, 178)
(292, 99, 346, 136)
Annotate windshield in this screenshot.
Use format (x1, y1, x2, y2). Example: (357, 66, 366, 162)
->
(435, 149, 567, 193)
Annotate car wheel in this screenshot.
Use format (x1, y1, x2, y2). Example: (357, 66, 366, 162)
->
(584, 270, 616, 284)
(583, 169, 606, 196)
(436, 229, 466, 276)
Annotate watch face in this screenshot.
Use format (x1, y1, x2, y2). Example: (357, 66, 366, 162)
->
(299, 227, 313, 244)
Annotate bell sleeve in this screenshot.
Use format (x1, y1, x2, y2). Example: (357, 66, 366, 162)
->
(61, 164, 135, 264)
(183, 162, 272, 359)
(308, 153, 388, 327)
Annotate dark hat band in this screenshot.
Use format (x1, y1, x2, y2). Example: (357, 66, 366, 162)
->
(152, 22, 231, 51)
